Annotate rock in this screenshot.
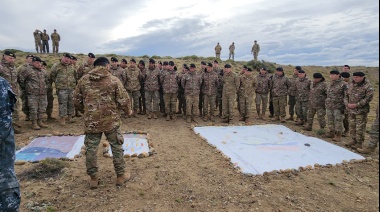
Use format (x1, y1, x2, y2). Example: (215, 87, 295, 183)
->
(15, 160, 26, 165)
(138, 153, 145, 158)
(124, 154, 131, 158)
(366, 157, 373, 162)
(284, 169, 292, 173)
(263, 172, 269, 176)
(314, 163, 321, 168)
(131, 153, 138, 157)
(306, 165, 313, 170)
(46, 134, 53, 137)
(103, 153, 112, 158)
(143, 152, 149, 157)
(150, 148, 155, 153)
(342, 160, 349, 164)
(325, 164, 333, 168)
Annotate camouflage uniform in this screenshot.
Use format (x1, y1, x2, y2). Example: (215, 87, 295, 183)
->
(44, 66, 54, 118)
(0, 76, 20, 212)
(368, 104, 379, 148)
(51, 31, 61, 53)
(76, 61, 94, 80)
(229, 44, 235, 60)
(110, 65, 126, 85)
(202, 70, 219, 118)
(41, 32, 50, 53)
(255, 73, 270, 115)
(158, 68, 165, 113)
(295, 77, 311, 122)
(74, 66, 131, 177)
(306, 79, 327, 128)
(160, 69, 179, 116)
(0, 59, 19, 123)
(139, 67, 147, 114)
(33, 31, 42, 53)
(177, 71, 187, 114)
(325, 78, 347, 133)
(288, 73, 298, 118)
(344, 78, 374, 146)
(239, 74, 257, 120)
(215, 68, 224, 116)
(125, 67, 142, 112)
(17, 63, 32, 118)
(182, 71, 202, 118)
(50, 61, 76, 117)
(270, 74, 289, 118)
(222, 71, 239, 120)
(215, 44, 222, 59)
(144, 67, 161, 114)
(251, 42, 260, 61)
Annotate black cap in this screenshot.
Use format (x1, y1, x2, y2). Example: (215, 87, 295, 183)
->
(32, 56, 42, 62)
(213, 60, 218, 64)
(353, 72, 365, 77)
(243, 65, 248, 69)
(121, 59, 128, 63)
(63, 53, 71, 58)
(261, 67, 267, 71)
(295, 66, 302, 71)
(26, 54, 34, 58)
(190, 63, 196, 68)
(158, 61, 162, 65)
(169, 61, 175, 66)
(149, 58, 155, 64)
(88, 53, 95, 58)
(130, 58, 136, 63)
(224, 64, 231, 68)
(330, 70, 340, 75)
(183, 64, 187, 68)
(313, 73, 323, 79)
(207, 63, 213, 67)
(93, 57, 110, 67)
(298, 70, 305, 74)
(42, 61, 47, 66)
(139, 60, 145, 66)
(201, 61, 206, 65)
(3, 51, 16, 58)
(276, 67, 284, 72)
(111, 57, 118, 62)
(70, 55, 77, 60)
(247, 68, 253, 72)
(163, 61, 169, 65)
(344, 65, 350, 69)
(340, 72, 350, 78)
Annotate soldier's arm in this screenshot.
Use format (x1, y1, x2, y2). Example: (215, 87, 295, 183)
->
(343, 84, 349, 107)
(73, 80, 84, 113)
(115, 79, 131, 115)
(50, 64, 58, 83)
(358, 85, 374, 108)
(17, 69, 29, 90)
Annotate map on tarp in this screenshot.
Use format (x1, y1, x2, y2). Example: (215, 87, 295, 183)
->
(194, 125, 365, 175)
(108, 133, 150, 156)
(16, 135, 85, 162)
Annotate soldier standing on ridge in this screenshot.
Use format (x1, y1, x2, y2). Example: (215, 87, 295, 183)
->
(41, 29, 50, 53)
(229, 42, 235, 61)
(51, 29, 61, 54)
(33, 29, 43, 53)
(215, 42, 222, 59)
(251, 40, 260, 61)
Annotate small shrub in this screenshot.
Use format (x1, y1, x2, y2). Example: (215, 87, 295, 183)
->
(19, 158, 68, 180)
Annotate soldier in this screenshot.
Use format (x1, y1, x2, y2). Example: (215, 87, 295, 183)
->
(198, 61, 207, 117)
(159, 61, 167, 114)
(182, 63, 202, 123)
(177, 64, 188, 116)
(110, 57, 126, 85)
(18, 56, 49, 130)
(229, 42, 235, 61)
(255, 67, 270, 120)
(358, 104, 379, 153)
(138, 60, 147, 115)
(144, 58, 161, 119)
(270, 67, 290, 122)
(50, 53, 77, 125)
(221, 64, 239, 123)
(251, 40, 260, 61)
(286, 66, 301, 121)
(325, 70, 347, 142)
(33, 29, 43, 53)
(213, 60, 223, 117)
(238, 67, 257, 123)
(0, 51, 22, 133)
(294, 70, 311, 125)
(160, 61, 179, 121)
(120, 58, 128, 70)
(70, 55, 78, 67)
(41, 29, 50, 53)
(215, 42, 222, 59)
(303, 73, 327, 131)
(202, 63, 219, 122)
(125, 58, 142, 117)
(0, 76, 21, 211)
(237, 65, 248, 116)
(341, 71, 350, 136)
(17, 54, 34, 120)
(51, 29, 61, 54)
(73, 57, 132, 189)
(42, 61, 55, 120)
(76, 53, 96, 80)
(344, 72, 374, 149)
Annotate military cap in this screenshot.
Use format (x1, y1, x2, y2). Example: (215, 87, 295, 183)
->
(26, 54, 34, 58)
(254, 40, 257, 42)
(130, 58, 136, 63)
(224, 64, 231, 68)
(353, 71, 365, 77)
(169, 61, 175, 66)
(298, 70, 305, 74)
(88, 53, 95, 58)
(70, 55, 77, 60)
(243, 65, 248, 69)
(32, 56, 42, 62)
(340, 72, 350, 78)
(111, 57, 118, 62)
(295, 66, 302, 71)
(163, 61, 169, 65)
(139, 60, 145, 66)
(247, 68, 253, 72)
(190, 63, 196, 68)
(344, 64, 350, 69)
(54, 29, 57, 31)
(261, 67, 267, 71)
(158, 61, 162, 65)
(207, 63, 213, 67)
(185, 66, 190, 71)
(330, 70, 340, 75)
(313, 73, 323, 79)
(201, 61, 206, 65)
(149, 58, 155, 64)
(276, 67, 284, 72)
(63, 53, 71, 58)
(42, 61, 47, 66)
(183, 64, 188, 68)
(121, 59, 128, 63)
(94, 57, 110, 66)
(213, 60, 218, 64)
(3, 51, 16, 58)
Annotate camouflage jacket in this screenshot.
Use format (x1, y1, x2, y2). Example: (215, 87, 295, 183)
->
(41, 33, 50, 41)
(255, 73, 270, 94)
(50, 61, 76, 90)
(125, 67, 142, 91)
(182, 71, 202, 96)
(325, 78, 347, 110)
(160, 70, 179, 94)
(43, 67, 53, 92)
(74, 67, 131, 133)
(222, 72, 239, 95)
(17, 63, 32, 94)
(239, 74, 257, 98)
(110, 66, 126, 85)
(18, 66, 48, 95)
(202, 71, 219, 95)
(177, 72, 187, 92)
(308, 79, 327, 109)
(76, 61, 94, 80)
(144, 67, 161, 92)
(270, 74, 289, 97)
(344, 78, 374, 114)
(215, 45, 222, 53)
(288, 73, 298, 96)
(295, 77, 311, 102)
(251, 44, 260, 52)
(33, 31, 41, 42)
(0, 76, 19, 192)
(51, 32, 60, 41)
(229, 44, 235, 53)
(0, 59, 18, 96)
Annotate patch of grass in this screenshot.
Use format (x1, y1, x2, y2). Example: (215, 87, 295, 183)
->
(315, 129, 326, 135)
(19, 158, 68, 180)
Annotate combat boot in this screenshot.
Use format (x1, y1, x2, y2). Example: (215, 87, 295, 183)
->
(357, 146, 377, 154)
(13, 122, 23, 134)
(261, 113, 266, 121)
(153, 112, 158, 119)
(325, 130, 335, 138)
(303, 125, 312, 131)
(210, 115, 215, 122)
(245, 117, 252, 124)
(165, 114, 170, 121)
(59, 117, 66, 126)
(286, 116, 294, 121)
(295, 120, 304, 125)
(280, 116, 286, 123)
(221, 118, 230, 123)
(352, 142, 362, 149)
(37, 119, 48, 128)
(116, 173, 131, 186)
(89, 175, 99, 189)
(68, 115, 76, 123)
(132, 110, 137, 118)
(332, 132, 341, 142)
(31, 120, 41, 130)
(342, 129, 349, 137)
(272, 116, 280, 122)
(147, 112, 152, 119)
(239, 117, 245, 122)
(47, 113, 55, 120)
(203, 116, 208, 122)
(268, 113, 274, 118)
(186, 116, 192, 123)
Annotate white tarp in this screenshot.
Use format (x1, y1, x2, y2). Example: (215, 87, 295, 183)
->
(108, 133, 150, 156)
(194, 125, 365, 175)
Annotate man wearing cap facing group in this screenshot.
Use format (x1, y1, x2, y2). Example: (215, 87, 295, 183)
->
(221, 64, 239, 123)
(215, 42, 222, 59)
(144, 58, 161, 119)
(76, 53, 96, 80)
(41, 29, 50, 53)
(74, 57, 132, 189)
(51, 29, 61, 54)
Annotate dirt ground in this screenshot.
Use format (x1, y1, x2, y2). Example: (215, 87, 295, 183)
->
(14, 98, 379, 212)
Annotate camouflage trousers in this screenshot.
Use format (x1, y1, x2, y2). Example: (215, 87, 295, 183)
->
(42, 40, 49, 53)
(255, 93, 268, 114)
(349, 113, 368, 144)
(253, 52, 259, 61)
(12, 99, 20, 123)
(177, 90, 186, 113)
(84, 127, 125, 176)
(164, 93, 177, 115)
(240, 96, 254, 118)
(57, 89, 74, 117)
(288, 95, 296, 117)
(34, 41, 42, 53)
(139, 87, 146, 114)
(46, 88, 54, 116)
(186, 95, 199, 117)
(368, 116, 379, 148)
(27, 94, 47, 121)
(0, 188, 21, 212)
(199, 92, 204, 115)
(222, 93, 236, 119)
(145, 91, 160, 113)
(326, 109, 344, 133)
(203, 94, 216, 117)
(127, 90, 141, 111)
(52, 40, 59, 53)
(19, 90, 29, 118)
(215, 53, 220, 59)
(307, 108, 326, 128)
(272, 96, 287, 118)
(296, 100, 308, 121)
(343, 110, 349, 133)
(216, 90, 223, 115)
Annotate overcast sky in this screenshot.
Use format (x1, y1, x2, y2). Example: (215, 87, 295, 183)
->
(0, 0, 378, 66)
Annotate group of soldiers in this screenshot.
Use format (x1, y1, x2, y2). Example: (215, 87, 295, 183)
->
(214, 40, 260, 61)
(33, 29, 61, 54)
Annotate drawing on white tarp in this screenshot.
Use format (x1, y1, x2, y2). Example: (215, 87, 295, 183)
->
(107, 133, 150, 157)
